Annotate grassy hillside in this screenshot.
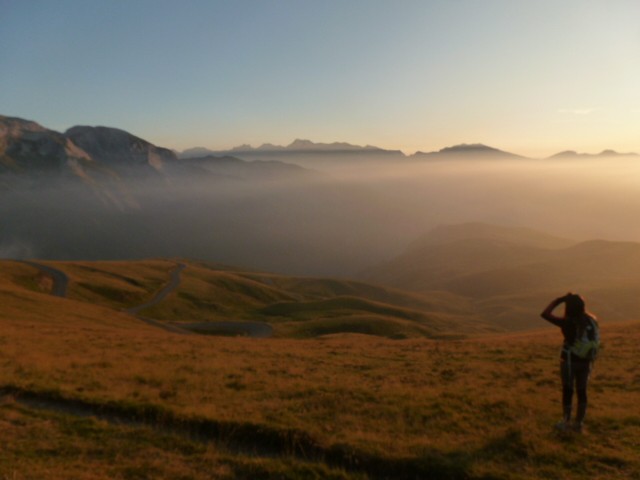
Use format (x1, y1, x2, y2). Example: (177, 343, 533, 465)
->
(22, 259, 489, 339)
(0, 260, 155, 331)
(0, 279, 637, 478)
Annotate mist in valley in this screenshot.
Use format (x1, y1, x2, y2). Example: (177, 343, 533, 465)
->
(4, 153, 640, 278)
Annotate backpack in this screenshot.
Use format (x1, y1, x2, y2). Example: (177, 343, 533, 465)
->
(569, 314, 600, 360)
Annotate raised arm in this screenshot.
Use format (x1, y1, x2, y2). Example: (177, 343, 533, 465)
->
(541, 295, 567, 327)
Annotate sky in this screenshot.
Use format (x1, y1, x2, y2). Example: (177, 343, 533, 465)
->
(2, 0, 639, 157)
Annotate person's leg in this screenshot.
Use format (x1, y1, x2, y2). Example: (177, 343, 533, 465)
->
(559, 358, 574, 428)
(574, 361, 592, 431)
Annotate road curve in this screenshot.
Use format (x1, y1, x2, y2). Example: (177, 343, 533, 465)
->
(126, 263, 187, 315)
(18, 260, 273, 338)
(125, 263, 273, 338)
(20, 261, 69, 297)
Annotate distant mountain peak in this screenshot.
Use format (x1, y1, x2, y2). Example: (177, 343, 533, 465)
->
(0, 114, 49, 134)
(230, 144, 253, 151)
(413, 143, 524, 159)
(0, 115, 92, 173)
(222, 138, 387, 153)
(256, 143, 281, 151)
(549, 149, 638, 159)
(177, 146, 217, 158)
(288, 139, 316, 149)
(65, 125, 177, 170)
(439, 143, 498, 153)
(597, 149, 638, 157)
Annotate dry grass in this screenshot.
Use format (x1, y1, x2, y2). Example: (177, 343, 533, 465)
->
(0, 399, 358, 480)
(40, 259, 178, 309)
(22, 259, 490, 338)
(0, 259, 638, 478)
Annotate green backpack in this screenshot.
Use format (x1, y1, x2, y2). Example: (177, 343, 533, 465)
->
(569, 315, 600, 360)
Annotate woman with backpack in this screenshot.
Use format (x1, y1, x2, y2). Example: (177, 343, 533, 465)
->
(541, 293, 600, 433)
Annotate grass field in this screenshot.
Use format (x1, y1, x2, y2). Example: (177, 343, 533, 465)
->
(19, 259, 490, 339)
(0, 259, 638, 479)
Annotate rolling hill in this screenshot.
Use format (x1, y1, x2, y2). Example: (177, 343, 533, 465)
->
(364, 223, 640, 329)
(0, 256, 638, 478)
(0, 258, 493, 339)
(362, 223, 575, 291)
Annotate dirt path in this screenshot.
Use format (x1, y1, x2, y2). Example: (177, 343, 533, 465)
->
(0, 385, 434, 480)
(21, 260, 69, 297)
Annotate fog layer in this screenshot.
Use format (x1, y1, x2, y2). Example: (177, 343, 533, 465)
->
(2, 155, 640, 276)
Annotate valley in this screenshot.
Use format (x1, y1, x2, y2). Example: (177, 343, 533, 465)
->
(3, 114, 640, 478)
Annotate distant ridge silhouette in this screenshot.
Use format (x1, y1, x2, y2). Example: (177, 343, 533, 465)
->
(412, 143, 526, 159)
(547, 149, 639, 159)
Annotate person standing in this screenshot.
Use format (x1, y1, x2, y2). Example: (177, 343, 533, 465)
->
(541, 293, 600, 433)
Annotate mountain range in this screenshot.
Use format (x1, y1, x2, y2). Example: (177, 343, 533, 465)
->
(182, 140, 638, 162)
(4, 113, 640, 291)
(548, 149, 639, 159)
(0, 115, 314, 189)
(179, 139, 399, 159)
(0, 115, 172, 180)
(3, 114, 637, 178)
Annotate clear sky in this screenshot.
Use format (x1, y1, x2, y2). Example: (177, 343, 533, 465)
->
(2, 0, 639, 157)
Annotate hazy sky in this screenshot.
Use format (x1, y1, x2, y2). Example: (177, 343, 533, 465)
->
(2, 0, 639, 157)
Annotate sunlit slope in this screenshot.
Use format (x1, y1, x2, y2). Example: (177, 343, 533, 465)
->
(133, 260, 495, 337)
(34, 259, 492, 338)
(365, 223, 640, 330)
(0, 260, 157, 332)
(51, 259, 178, 308)
(0, 295, 638, 479)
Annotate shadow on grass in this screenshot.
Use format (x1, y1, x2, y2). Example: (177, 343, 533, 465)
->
(1, 384, 525, 480)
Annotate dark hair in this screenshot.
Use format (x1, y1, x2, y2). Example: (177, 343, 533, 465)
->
(565, 293, 586, 318)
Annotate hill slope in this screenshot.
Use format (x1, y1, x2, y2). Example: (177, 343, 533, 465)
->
(0, 274, 638, 479)
(1, 259, 493, 339)
(363, 223, 575, 291)
(365, 223, 640, 329)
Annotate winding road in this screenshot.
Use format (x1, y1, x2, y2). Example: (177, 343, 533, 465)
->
(20, 261, 69, 297)
(125, 263, 273, 338)
(20, 260, 272, 338)
(126, 263, 187, 315)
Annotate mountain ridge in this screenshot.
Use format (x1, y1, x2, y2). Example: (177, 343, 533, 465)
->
(413, 143, 527, 159)
(1, 115, 316, 185)
(547, 149, 639, 159)
(363, 222, 640, 329)
(5, 114, 637, 163)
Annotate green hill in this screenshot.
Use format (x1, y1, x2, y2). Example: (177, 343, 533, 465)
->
(2, 258, 492, 339)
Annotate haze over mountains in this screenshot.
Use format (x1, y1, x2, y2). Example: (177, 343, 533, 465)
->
(363, 222, 640, 329)
(182, 139, 637, 162)
(5, 113, 640, 305)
